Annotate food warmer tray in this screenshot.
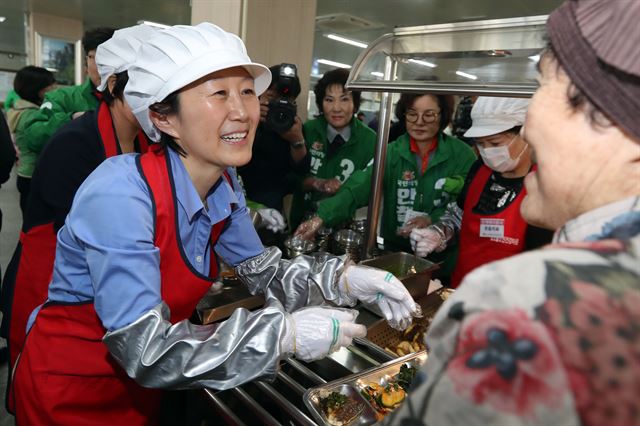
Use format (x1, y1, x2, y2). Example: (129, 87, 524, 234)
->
(303, 351, 427, 425)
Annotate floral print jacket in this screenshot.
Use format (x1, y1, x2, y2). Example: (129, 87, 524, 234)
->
(385, 197, 640, 426)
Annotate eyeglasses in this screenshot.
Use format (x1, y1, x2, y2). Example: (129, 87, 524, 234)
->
(405, 110, 440, 124)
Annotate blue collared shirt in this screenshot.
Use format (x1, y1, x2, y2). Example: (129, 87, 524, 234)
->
(34, 148, 264, 331)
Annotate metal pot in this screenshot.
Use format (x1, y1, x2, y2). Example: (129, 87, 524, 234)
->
(283, 236, 316, 258)
(332, 229, 364, 261)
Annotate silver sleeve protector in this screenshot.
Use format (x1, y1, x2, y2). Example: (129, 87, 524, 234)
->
(103, 299, 289, 390)
(235, 246, 353, 312)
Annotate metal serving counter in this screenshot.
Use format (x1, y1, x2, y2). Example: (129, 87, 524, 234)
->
(200, 326, 396, 425)
(196, 280, 446, 425)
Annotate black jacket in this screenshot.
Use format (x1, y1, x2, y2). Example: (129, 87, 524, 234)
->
(238, 123, 310, 210)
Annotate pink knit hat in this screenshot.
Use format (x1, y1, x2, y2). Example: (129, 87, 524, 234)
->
(547, 0, 640, 140)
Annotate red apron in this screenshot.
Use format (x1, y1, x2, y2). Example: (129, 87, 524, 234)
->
(13, 146, 228, 425)
(6, 102, 150, 371)
(450, 164, 529, 288)
(6, 102, 150, 413)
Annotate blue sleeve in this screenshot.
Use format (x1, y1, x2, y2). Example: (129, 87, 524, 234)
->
(214, 168, 265, 266)
(62, 157, 162, 331)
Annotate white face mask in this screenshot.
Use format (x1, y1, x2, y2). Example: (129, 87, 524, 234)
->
(477, 135, 527, 173)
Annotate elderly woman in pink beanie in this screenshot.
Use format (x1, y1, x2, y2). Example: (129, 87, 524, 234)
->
(386, 1, 640, 425)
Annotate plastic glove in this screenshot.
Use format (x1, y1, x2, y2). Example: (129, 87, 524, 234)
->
(257, 208, 286, 232)
(397, 215, 432, 237)
(410, 226, 446, 257)
(294, 216, 324, 240)
(209, 280, 224, 295)
(339, 265, 421, 330)
(310, 177, 341, 194)
(321, 178, 341, 195)
(281, 306, 366, 361)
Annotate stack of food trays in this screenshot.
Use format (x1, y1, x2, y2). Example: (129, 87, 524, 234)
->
(304, 351, 427, 425)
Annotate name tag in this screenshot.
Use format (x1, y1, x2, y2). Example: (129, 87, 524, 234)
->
(480, 218, 504, 238)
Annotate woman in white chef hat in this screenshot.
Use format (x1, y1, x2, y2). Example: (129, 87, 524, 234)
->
(410, 97, 553, 288)
(12, 23, 420, 425)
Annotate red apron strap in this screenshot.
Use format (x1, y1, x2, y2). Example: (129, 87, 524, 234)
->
(136, 130, 150, 153)
(97, 102, 119, 158)
(208, 170, 233, 278)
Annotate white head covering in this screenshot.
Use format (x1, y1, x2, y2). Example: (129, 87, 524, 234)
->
(464, 97, 530, 138)
(95, 24, 159, 91)
(124, 22, 271, 142)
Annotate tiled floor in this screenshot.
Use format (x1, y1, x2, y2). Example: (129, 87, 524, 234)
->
(0, 169, 19, 425)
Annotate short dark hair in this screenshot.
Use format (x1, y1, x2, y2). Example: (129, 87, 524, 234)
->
(314, 68, 361, 114)
(543, 40, 613, 131)
(395, 92, 454, 134)
(268, 64, 301, 98)
(148, 90, 187, 157)
(13, 66, 56, 105)
(82, 27, 115, 55)
(101, 71, 128, 106)
(504, 125, 522, 136)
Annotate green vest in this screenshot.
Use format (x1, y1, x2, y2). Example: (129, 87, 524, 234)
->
(19, 80, 99, 157)
(7, 99, 42, 178)
(289, 116, 376, 228)
(317, 132, 476, 276)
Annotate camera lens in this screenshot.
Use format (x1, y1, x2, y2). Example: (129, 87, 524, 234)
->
(266, 99, 296, 133)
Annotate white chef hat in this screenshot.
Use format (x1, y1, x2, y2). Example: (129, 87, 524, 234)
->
(124, 22, 271, 142)
(464, 97, 530, 138)
(95, 24, 159, 91)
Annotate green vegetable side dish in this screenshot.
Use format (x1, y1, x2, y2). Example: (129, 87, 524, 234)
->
(359, 363, 420, 419)
(396, 364, 418, 391)
(320, 391, 348, 411)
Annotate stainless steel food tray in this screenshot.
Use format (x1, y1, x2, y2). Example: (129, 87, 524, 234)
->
(359, 252, 439, 299)
(303, 351, 427, 425)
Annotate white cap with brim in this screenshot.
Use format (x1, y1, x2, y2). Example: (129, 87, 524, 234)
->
(96, 24, 159, 92)
(124, 22, 271, 142)
(464, 97, 530, 138)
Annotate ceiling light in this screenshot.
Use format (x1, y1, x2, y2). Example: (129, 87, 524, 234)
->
(137, 20, 169, 28)
(370, 71, 384, 77)
(0, 17, 6, 23)
(408, 59, 436, 68)
(528, 54, 540, 62)
(324, 34, 368, 49)
(456, 70, 478, 80)
(317, 59, 352, 69)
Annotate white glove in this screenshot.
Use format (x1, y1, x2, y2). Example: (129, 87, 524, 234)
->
(339, 265, 421, 330)
(209, 280, 224, 295)
(410, 226, 445, 257)
(281, 307, 366, 361)
(257, 208, 286, 232)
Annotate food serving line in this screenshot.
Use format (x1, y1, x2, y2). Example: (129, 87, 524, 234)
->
(196, 266, 447, 425)
(195, 16, 547, 425)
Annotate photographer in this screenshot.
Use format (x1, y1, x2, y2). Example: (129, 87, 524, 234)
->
(238, 63, 310, 216)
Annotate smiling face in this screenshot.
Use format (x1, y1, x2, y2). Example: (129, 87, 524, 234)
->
(322, 84, 354, 130)
(158, 67, 260, 173)
(405, 95, 441, 143)
(520, 53, 640, 230)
